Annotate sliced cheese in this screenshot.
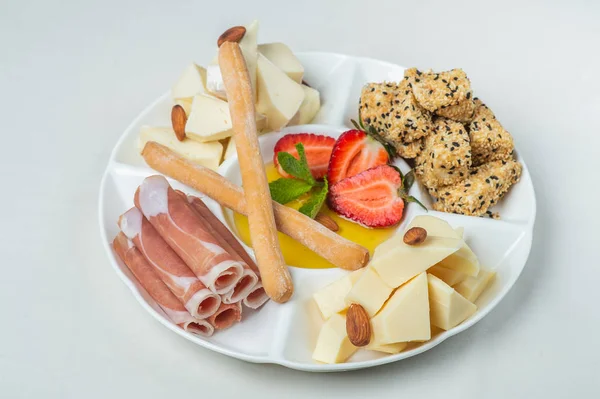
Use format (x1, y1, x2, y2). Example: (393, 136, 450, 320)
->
(138, 126, 223, 170)
(428, 264, 468, 286)
(174, 97, 193, 116)
(288, 84, 321, 126)
(454, 267, 496, 302)
(256, 53, 305, 130)
(370, 235, 462, 289)
(185, 94, 233, 142)
(258, 42, 304, 83)
(371, 272, 431, 345)
(365, 341, 407, 354)
(345, 267, 393, 317)
(239, 20, 259, 99)
(171, 64, 207, 100)
(313, 269, 365, 320)
(408, 215, 480, 276)
(312, 313, 357, 364)
(427, 273, 477, 331)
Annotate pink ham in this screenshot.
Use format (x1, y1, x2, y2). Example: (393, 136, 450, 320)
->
(208, 301, 242, 330)
(134, 176, 243, 295)
(118, 207, 221, 319)
(242, 282, 269, 309)
(112, 233, 214, 337)
(185, 195, 259, 305)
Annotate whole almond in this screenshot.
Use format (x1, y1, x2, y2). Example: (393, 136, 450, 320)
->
(403, 227, 427, 245)
(346, 303, 371, 347)
(315, 213, 339, 232)
(171, 104, 187, 141)
(217, 26, 246, 47)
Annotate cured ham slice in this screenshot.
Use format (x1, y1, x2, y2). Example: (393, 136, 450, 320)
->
(134, 175, 244, 295)
(208, 301, 242, 330)
(187, 195, 268, 309)
(112, 233, 214, 337)
(118, 207, 221, 319)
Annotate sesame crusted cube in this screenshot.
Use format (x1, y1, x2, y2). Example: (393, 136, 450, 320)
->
(359, 81, 432, 148)
(468, 99, 515, 166)
(414, 117, 472, 188)
(396, 137, 425, 159)
(432, 159, 523, 216)
(406, 68, 475, 122)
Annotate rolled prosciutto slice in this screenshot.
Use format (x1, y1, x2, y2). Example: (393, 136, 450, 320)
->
(185, 195, 259, 305)
(134, 175, 243, 295)
(119, 207, 220, 319)
(187, 195, 268, 309)
(112, 232, 214, 337)
(208, 301, 242, 330)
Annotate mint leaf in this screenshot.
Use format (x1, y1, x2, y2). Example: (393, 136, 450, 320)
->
(277, 143, 315, 184)
(299, 177, 329, 219)
(269, 178, 314, 204)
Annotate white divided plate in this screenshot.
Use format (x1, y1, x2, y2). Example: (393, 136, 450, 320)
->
(99, 53, 536, 372)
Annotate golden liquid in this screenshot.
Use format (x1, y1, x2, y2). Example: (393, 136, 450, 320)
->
(227, 163, 396, 269)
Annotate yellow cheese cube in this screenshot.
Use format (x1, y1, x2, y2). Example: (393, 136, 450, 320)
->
(288, 84, 320, 126)
(371, 272, 431, 345)
(171, 64, 207, 100)
(428, 264, 468, 286)
(427, 274, 477, 331)
(313, 269, 365, 320)
(258, 42, 304, 83)
(454, 268, 496, 302)
(174, 97, 193, 116)
(371, 234, 462, 289)
(408, 215, 480, 276)
(345, 267, 393, 317)
(365, 341, 407, 354)
(312, 313, 357, 364)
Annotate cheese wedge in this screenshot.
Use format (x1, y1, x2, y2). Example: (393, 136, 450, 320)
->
(258, 42, 304, 83)
(370, 234, 462, 289)
(174, 97, 193, 116)
(288, 84, 321, 126)
(365, 341, 407, 354)
(171, 64, 208, 100)
(408, 215, 480, 276)
(239, 20, 259, 99)
(205, 64, 227, 100)
(427, 274, 477, 331)
(312, 313, 357, 364)
(185, 94, 234, 142)
(371, 272, 431, 345)
(256, 53, 305, 130)
(455, 227, 464, 238)
(345, 267, 393, 317)
(454, 267, 496, 302)
(428, 264, 468, 286)
(313, 269, 365, 320)
(138, 126, 223, 170)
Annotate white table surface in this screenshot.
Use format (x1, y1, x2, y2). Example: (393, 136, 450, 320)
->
(2, 0, 599, 397)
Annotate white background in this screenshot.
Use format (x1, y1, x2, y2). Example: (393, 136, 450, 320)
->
(1, 0, 599, 397)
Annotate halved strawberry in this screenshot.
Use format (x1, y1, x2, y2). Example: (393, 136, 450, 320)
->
(327, 129, 389, 185)
(273, 133, 335, 179)
(328, 165, 405, 228)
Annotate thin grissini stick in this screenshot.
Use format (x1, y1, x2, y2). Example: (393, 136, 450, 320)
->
(208, 301, 242, 330)
(112, 233, 214, 337)
(141, 142, 370, 271)
(134, 175, 244, 295)
(118, 207, 221, 319)
(174, 191, 258, 305)
(187, 195, 268, 309)
(218, 41, 292, 303)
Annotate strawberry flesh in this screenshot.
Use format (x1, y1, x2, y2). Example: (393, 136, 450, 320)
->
(327, 129, 389, 185)
(328, 165, 405, 228)
(273, 133, 335, 179)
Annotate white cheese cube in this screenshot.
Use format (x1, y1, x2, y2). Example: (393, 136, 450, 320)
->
(258, 42, 304, 83)
(427, 274, 477, 331)
(312, 313, 357, 364)
(345, 267, 393, 317)
(185, 94, 233, 142)
(428, 264, 468, 286)
(174, 97, 193, 116)
(171, 64, 208, 100)
(454, 268, 496, 302)
(365, 341, 407, 354)
(313, 269, 365, 320)
(288, 84, 321, 126)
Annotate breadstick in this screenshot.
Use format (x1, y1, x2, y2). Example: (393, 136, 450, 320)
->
(141, 141, 370, 270)
(218, 41, 292, 303)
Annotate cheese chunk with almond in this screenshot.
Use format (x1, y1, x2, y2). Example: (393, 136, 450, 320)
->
(313, 269, 365, 320)
(312, 313, 357, 364)
(256, 53, 305, 130)
(365, 341, 407, 354)
(288, 84, 321, 126)
(408, 215, 480, 276)
(258, 42, 304, 83)
(171, 64, 208, 100)
(371, 234, 462, 289)
(454, 267, 496, 302)
(371, 272, 431, 345)
(174, 98, 193, 116)
(138, 126, 223, 170)
(427, 274, 477, 331)
(345, 267, 393, 317)
(428, 265, 468, 286)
